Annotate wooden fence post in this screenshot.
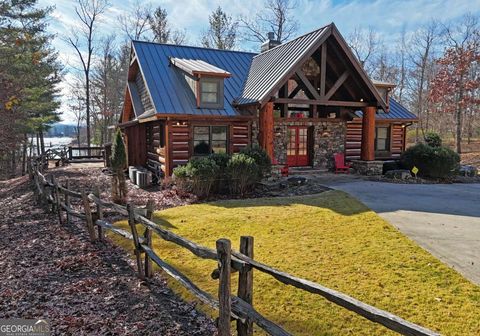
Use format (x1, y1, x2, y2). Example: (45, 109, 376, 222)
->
(64, 180, 71, 225)
(94, 186, 104, 241)
(237, 236, 254, 336)
(81, 191, 96, 242)
(48, 175, 55, 213)
(51, 176, 62, 225)
(127, 203, 144, 280)
(144, 199, 155, 278)
(216, 238, 232, 336)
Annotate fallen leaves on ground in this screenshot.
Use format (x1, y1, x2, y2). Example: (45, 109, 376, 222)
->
(0, 175, 216, 335)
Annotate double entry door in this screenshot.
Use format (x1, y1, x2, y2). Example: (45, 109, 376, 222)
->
(287, 126, 310, 167)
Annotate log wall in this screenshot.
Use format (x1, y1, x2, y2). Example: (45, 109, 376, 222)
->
(166, 119, 252, 176)
(123, 123, 147, 166)
(346, 119, 406, 161)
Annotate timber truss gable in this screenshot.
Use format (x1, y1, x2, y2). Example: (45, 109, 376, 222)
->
(238, 23, 387, 115)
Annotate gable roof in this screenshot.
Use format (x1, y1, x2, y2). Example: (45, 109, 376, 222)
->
(355, 98, 418, 121)
(170, 57, 231, 77)
(235, 25, 330, 105)
(235, 23, 388, 111)
(132, 41, 255, 117)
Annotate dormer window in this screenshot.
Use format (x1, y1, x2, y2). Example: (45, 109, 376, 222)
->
(169, 57, 230, 110)
(199, 77, 223, 108)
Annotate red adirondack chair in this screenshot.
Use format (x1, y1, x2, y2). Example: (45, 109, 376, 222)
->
(334, 153, 351, 174)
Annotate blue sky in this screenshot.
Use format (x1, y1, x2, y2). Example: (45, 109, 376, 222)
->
(38, 0, 480, 123)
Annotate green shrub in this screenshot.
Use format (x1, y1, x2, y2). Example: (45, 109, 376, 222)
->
(401, 143, 460, 178)
(228, 153, 259, 195)
(208, 152, 230, 169)
(208, 152, 230, 194)
(172, 157, 219, 197)
(424, 132, 442, 147)
(111, 129, 127, 204)
(241, 145, 272, 178)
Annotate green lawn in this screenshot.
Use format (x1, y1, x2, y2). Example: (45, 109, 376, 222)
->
(110, 190, 480, 335)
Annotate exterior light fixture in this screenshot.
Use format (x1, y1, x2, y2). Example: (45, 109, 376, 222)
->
(360, 98, 364, 102)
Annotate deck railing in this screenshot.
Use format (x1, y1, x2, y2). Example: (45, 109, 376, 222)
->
(67, 145, 106, 163)
(28, 158, 441, 336)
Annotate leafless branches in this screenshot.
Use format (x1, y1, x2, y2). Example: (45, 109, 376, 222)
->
(239, 0, 298, 44)
(117, 0, 151, 41)
(66, 0, 109, 147)
(347, 26, 381, 76)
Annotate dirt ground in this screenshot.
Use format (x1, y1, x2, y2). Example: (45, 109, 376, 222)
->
(0, 175, 216, 335)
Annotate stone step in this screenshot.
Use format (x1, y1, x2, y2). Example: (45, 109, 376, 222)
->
(289, 167, 329, 175)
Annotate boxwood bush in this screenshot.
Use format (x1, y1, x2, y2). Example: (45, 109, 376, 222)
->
(241, 145, 272, 178)
(172, 157, 219, 197)
(424, 132, 442, 147)
(228, 153, 259, 195)
(173, 146, 271, 197)
(400, 143, 460, 178)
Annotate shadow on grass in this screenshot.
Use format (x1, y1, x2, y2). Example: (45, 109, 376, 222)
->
(201, 190, 371, 217)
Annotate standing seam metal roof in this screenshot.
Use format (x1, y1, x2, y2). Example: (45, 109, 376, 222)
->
(355, 98, 418, 120)
(235, 26, 329, 105)
(132, 41, 255, 117)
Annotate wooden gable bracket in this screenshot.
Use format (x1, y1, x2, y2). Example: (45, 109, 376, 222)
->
(288, 85, 302, 98)
(324, 71, 349, 100)
(295, 70, 322, 100)
(320, 43, 327, 97)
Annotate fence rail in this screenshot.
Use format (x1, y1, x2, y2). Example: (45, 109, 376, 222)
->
(67, 145, 106, 163)
(28, 157, 441, 336)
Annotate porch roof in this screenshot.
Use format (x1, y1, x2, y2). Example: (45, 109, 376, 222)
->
(354, 98, 418, 121)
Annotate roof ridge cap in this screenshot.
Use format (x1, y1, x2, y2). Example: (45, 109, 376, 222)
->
(252, 23, 332, 58)
(132, 40, 258, 55)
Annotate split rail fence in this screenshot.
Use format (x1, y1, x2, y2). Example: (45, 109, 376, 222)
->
(28, 158, 440, 336)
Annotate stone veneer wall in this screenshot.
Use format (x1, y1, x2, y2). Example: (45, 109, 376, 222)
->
(273, 120, 347, 170)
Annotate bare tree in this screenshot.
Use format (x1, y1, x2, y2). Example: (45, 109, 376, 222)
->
(171, 29, 187, 45)
(201, 6, 238, 50)
(67, 75, 86, 146)
(240, 0, 298, 44)
(117, 0, 152, 41)
(347, 26, 381, 76)
(408, 20, 440, 141)
(66, 0, 108, 148)
(394, 27, 408, 104)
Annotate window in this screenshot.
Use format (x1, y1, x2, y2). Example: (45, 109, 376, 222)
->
(375, 126, 390, 152)
(201, 81, 218, 103)
(193, 126, 228, 155)
(198, 77, 224, 109)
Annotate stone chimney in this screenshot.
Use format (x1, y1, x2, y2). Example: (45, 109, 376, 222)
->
(261, 32, 281, 52)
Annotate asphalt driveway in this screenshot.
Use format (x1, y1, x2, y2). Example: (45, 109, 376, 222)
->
(322, 178, 480, 285)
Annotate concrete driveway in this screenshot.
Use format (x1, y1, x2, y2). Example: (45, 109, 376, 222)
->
(322, 178, 480, 285)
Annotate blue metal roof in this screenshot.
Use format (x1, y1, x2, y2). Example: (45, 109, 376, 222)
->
(132, 41, 255, 117)
(355, 98, 417, 120)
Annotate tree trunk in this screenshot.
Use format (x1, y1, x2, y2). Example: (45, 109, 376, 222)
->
(36, 133, 40, 156)
(21, 133, 27, 176)
(86, 71, 91, 153)
(39, 131, 45, 156)
(456, 77, 464, 154)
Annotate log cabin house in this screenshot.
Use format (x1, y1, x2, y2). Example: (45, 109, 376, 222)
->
(118, 23, 417, 177)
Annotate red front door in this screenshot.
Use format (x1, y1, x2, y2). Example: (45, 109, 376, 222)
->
(287, 126, 309, 166)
